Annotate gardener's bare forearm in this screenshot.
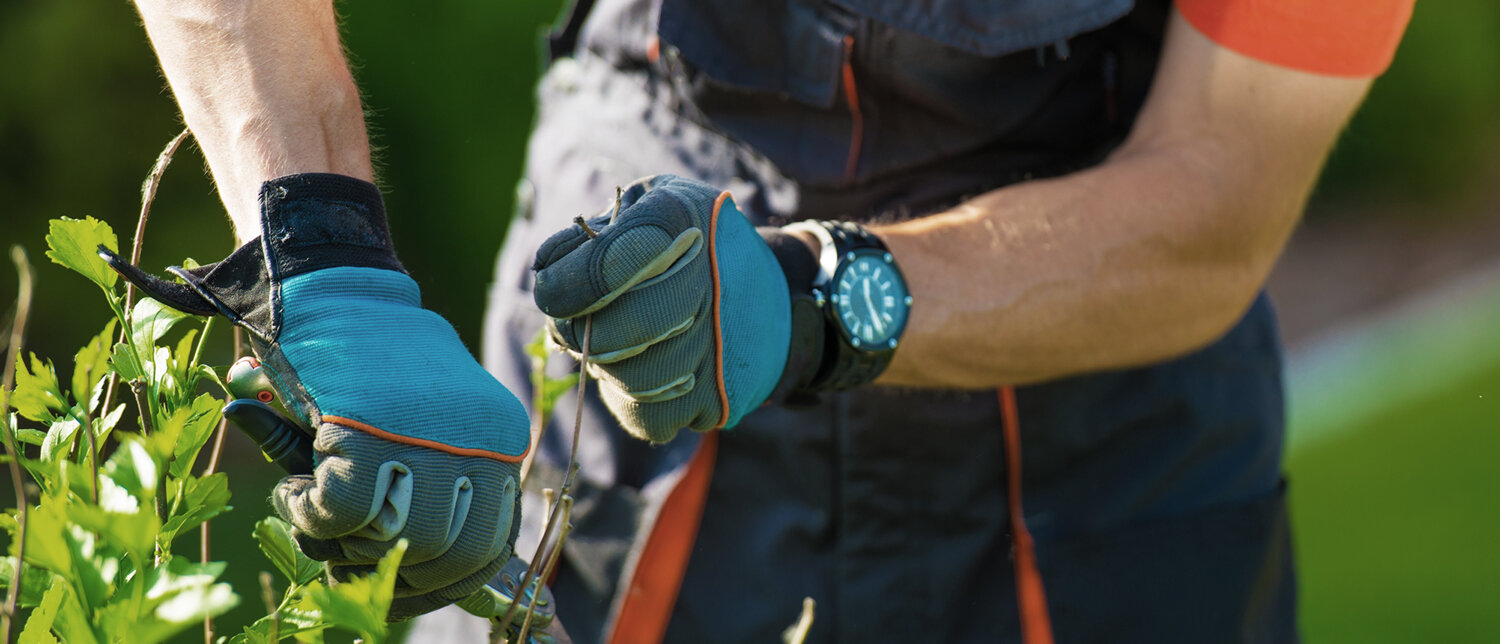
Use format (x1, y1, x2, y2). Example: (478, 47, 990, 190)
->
(134, 0, 372, 241)
(875, 10, 1372, 388)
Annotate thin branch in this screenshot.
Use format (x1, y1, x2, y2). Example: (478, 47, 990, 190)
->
(501, 191, 621, 640)
(515, 497, 572, 644)
(100, 128, 191, 443)
(131, 380, 169, 537)
(80, 392, 98, 505)
(201, 327, 239, 644)
(259, 571, 279, 643)
(781, 598, 816, 644)
(1, 246, 37, 644)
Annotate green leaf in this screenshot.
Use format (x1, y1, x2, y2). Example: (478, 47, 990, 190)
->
(164, 393, 222, 479)
(108, 342, 142, 382)
(131, 298, 191, 353)
(300, 539, 407, 641)
(102, 438, 158, 499)
(48, 577, 100, 644)
(45, 216, 119, 292)
(528, 327, 580, 426)
(0, 556, 59, 607)
(72, 319, 117, 408)
(97, 555, 239, 644)
(19, 496, 73, 578)
(16, 428, 48, 446)
(254, 516, 322, 586)
(158, 473, 231, 545)
(40, 418, 80, 465)
(94, 403, 125, 447)
(68, 502, 158, 564)
(18, 574, 65, 644)
(11, 354, 67, 423)
(229, 609, 331, 644)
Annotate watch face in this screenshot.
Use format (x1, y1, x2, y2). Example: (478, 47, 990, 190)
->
(830, 250, 911, 350)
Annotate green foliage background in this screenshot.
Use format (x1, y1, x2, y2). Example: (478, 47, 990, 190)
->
(1, 0, 1496, 641)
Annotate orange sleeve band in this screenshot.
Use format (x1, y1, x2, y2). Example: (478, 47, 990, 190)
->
(1177, 0, 1415, 77)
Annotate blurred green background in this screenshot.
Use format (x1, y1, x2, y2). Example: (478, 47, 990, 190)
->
(1, 1, 1497, 641)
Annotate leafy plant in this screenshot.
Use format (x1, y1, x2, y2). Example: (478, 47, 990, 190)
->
(0, 215, 405, 643)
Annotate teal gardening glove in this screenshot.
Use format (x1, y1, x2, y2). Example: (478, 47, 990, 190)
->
(103, 174, 530, 619)
(532, 175, 799, 442)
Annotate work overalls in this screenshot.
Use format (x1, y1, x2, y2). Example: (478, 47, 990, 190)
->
(478, 1, 1297, 641)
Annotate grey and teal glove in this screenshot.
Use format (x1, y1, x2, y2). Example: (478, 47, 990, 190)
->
(532, 175, 806, 443)
(102, 174, 529, 620)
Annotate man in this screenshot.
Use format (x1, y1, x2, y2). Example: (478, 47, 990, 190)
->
(120, 0, 1412, 642)
(484, 1, 1414, 642)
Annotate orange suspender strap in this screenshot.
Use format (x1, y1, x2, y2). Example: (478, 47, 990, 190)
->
(840, 35, 863, 181)
(605, 431, 720, 644)
(1000, 386, 1055, 644)
(1177, 0, 1415, 78)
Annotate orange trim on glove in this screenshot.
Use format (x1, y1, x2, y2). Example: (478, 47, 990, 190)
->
(1178, 0, 1415, 78)
(322, 415, 529, 463)
(708, 192, 733, 430)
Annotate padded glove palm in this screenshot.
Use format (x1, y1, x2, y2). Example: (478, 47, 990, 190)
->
(532, 175, 791, 442)
(104, 174, 529, 619)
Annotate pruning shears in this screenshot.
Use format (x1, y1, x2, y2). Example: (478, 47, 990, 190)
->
(221, 356, 558, 641)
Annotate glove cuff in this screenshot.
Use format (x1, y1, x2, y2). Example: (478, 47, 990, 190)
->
(258, 173, 405, 280)
(759, 226, 827, 405)
(100, 173, 404, 340)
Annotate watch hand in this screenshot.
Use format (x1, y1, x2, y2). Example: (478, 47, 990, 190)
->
(864, 279, 884, 335)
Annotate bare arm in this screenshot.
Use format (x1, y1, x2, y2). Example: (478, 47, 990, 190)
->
(876, 10, 1373, 388)
(133, 0, 372, 241)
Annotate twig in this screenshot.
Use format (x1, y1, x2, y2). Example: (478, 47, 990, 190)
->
(500, 196, 618, 638)
(80, 393, 98, 505)
(515, 497, 573, 644)
(259, 571, 279, 643)
(201, 327, 239, 644)
(1, 246, 36, 644)
(781, 597, 816, 644)
(100, 129, 191, 447)
(131, 380, 169, 535)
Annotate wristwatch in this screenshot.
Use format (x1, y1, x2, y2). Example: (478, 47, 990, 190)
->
(784, 220, 913, 391)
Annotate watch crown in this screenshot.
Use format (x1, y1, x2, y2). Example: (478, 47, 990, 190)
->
(883, 252, 893, 263)
(845, 251, 857, 262)
(850, 337, 862, 348)
(904, 296, 914, 306)
(888, 338, 898, 349)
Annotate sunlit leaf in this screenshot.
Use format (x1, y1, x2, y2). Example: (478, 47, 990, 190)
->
(155, 582, 237, 624)
(0, 555, 58, 607)
(11, 354, 66, 423)
(18, 574, 65, 644)
(67, 502, 158, 565)
(158, 473, 231, 545)
(19, 496, 73, 577)
(48, 577, 99, 644)
(72, 319, 117, 408)
(130, 298, 191, 354)
(163, 393, 222, 478)
(103, 439, 158, 499)
(44, 216, 118, 292)
(108, 342, 142, 382)
(299, 539, 407, 641)
(254, 516, 321, 586)
(16, 428, 47, 446)
(94, 403, 125, 447)
(40, 418, 80, 465)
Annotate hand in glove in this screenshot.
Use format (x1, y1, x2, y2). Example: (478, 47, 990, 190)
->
(531, 175, 799, 443)
(104, 173, 530, 620)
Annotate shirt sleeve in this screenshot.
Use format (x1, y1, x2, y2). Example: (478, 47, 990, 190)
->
(1176, 0, 1416, 77)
